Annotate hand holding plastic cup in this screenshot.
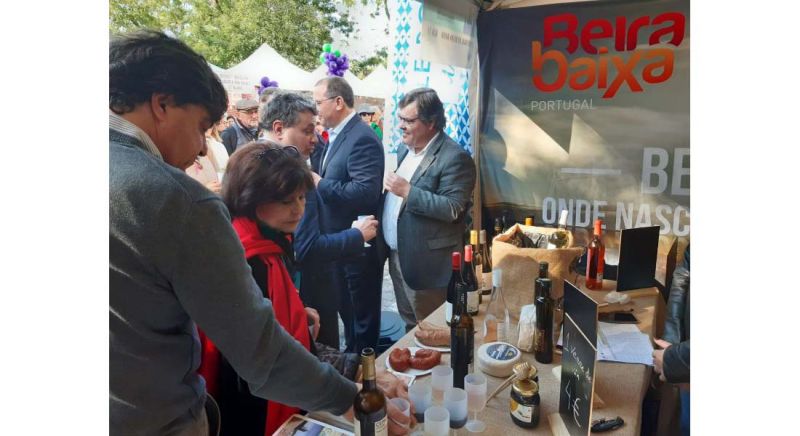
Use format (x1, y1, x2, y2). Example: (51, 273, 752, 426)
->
(388, 397, 411, 432)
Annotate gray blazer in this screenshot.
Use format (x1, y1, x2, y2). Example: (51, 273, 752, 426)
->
(380, 132, 476, 290)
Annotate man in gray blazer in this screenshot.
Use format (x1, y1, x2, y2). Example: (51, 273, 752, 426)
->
(380, 88, 476, 330)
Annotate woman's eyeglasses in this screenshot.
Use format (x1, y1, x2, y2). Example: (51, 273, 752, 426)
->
(255, 145, 301, 162)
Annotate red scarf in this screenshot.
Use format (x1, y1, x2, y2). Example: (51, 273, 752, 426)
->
(199, 217, 311, 436)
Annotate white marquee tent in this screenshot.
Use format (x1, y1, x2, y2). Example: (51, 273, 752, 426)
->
(360, 66, 390, 100)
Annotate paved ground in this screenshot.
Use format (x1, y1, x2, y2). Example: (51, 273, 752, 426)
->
(337, 262, 397, 350)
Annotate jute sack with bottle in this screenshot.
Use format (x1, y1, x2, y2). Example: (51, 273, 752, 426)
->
(492, 223, 583, 325)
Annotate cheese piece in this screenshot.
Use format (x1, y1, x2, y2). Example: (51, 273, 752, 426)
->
(477, 342, 522, 377)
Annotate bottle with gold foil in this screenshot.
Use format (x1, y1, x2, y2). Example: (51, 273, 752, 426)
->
(586, 219, 606, 290)
(524, 216, 534, 226)
(479, 230, 493, 297)
(470, 230, 484, 303)
(354, 348, 388, 436)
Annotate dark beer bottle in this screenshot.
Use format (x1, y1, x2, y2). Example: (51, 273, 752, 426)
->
(353, 348, 388, 436)
(451, 279, 474, 389)
(534, 279, 554, 364)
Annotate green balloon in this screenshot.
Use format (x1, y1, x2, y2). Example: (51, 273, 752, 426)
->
(334, 50, 341, 57)
(323, 43, 332, 53)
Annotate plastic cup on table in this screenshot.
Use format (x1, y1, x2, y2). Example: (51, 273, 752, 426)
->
(389, 397, 411, 432)
(464, 373, 487, 433)
(444, 387, 468, 430)
(409, 383, 432, 423)
(431, 365, 453, 405)
(424, 406, 450, 436)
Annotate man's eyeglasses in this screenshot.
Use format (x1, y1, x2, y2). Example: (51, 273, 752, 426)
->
(314, 96, 338, 106)
(398, 116, 419, 125)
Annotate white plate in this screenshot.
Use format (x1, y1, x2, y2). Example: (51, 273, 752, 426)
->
(385, 347, 439, 377)
(413, 336, 450, 353)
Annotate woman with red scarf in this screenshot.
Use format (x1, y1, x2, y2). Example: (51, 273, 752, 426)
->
(211, 141, 320, 436)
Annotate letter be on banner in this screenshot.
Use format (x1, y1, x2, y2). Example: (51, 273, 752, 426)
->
(641, 148, 669, 194)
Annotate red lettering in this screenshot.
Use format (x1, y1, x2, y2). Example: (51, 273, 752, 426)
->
(614, 16, 627, 51)
(581, 19, 613, 54)
(543, 13, 578, 52)
(650, 12, 685, 47)
(568, 58, 595, 91)
(532, 41, 567, 91)
(603, 52, 643, 98)
(642, 49, 674, 83)
(626, 16, 650, 51)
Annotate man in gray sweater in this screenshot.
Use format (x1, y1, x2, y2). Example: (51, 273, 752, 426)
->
(110, 31, 409, 436)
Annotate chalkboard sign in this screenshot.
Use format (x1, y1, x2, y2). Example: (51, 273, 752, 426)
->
(563, 281, 598, 345)
(617, 225, 660, 291)
(558, 313, 597, 435)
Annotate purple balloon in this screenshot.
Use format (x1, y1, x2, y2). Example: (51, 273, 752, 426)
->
(261, 77, 270, 87)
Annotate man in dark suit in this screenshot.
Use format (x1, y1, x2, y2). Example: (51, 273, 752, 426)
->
(378, 88, 476, 331)
(312, 77, 385, 352)
(259, 91, 379, 348)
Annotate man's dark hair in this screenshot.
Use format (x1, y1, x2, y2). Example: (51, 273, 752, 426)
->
(316, 76, 354, 108)
(221, 141, 313, 220)
(261, 92, 317, 131)
(399, 88, 446, 131)
(109, 30, 228, 122)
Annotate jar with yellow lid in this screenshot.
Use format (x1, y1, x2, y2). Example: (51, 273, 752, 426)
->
(510, 378, 540, 428)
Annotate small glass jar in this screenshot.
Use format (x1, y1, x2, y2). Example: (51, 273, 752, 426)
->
(510, 379, 540, 428)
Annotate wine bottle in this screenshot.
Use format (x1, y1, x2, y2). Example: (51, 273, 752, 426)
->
(484, 268, 510, 344)
(354, 348, 388, 436)
(445, 252, 462, 326)
(534, 261, 549, 301)
(450, 279, 474, 389)
(462, 245, 480, 316)
(494, 217, 503, 237)
(586, 219, 606, 290)
(534, 278, 554, 364)
(470, 230, 484, 302)
(479, 230, 492, 297)
(546, 210, 569, 249)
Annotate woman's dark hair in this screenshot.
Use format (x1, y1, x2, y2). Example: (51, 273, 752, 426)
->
(109, 30, 228, 122)
(221, 140, 313, 220)
(398, 88, 446, 131)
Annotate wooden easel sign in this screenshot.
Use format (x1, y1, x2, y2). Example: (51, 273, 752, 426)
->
(555, 280, 599, 435)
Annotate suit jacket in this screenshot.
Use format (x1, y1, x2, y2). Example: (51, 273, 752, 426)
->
(294, 187, 364, 267)
(377, 133, 476, 290)
(316, 115, 384, 233)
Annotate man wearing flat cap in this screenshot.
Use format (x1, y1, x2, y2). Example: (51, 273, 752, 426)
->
(221, 98, 260, 155)
(357, 104, 383, 142)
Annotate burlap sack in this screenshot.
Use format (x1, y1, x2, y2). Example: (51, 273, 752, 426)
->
(492, 224, 584, 323)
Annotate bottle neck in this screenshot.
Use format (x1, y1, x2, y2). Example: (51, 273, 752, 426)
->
(361, 353, 377, 389)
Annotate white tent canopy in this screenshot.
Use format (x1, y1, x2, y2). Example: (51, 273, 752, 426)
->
(360, 66, 390, 100)
(216, 43, 312, 95)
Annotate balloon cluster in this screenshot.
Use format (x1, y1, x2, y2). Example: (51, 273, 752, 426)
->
(256, 76, 279, 95)
(319, 43, 349, 77)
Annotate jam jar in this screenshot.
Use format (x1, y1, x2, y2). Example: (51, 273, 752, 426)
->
(510, 378, 540, 428)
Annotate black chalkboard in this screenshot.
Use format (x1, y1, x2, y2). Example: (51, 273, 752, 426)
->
(559, 314, 597, 436)
(617, 225, 660, 291)
(563, 281, 598, 345)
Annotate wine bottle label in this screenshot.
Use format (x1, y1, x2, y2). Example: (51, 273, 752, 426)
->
(475, 265, 484, 289)
(481, 272, 492, 293)
(444, 302, 452, 324)
(354, 414, 388, 436)
(510, 399, 534, 423)
(467, 290, 479, 314)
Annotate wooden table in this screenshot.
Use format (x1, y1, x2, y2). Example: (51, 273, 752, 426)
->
(375, 279, 664, 435)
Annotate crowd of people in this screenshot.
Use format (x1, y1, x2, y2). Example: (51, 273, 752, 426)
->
(109, 29, 689, 436)
(110, 30, 475, 436)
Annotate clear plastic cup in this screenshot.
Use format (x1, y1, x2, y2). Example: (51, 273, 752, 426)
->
(431, 365, 453, 405)
(464, 373, 487, 433)
(424, 406, 450, 436)
(409, 383, 432, 423)
(389, 397, 411, 432)
(444, 387, 468, 429)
